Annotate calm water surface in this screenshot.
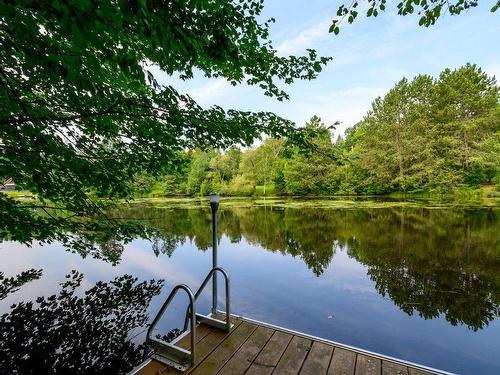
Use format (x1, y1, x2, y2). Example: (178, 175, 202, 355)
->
(1, 203, 499, 374)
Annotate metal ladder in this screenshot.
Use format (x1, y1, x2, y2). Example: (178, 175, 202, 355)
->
(145, 267, 232, 372)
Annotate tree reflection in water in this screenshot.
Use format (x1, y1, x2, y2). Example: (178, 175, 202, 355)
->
(1, 205, 498, 374)
(0, 270, 163, 374)
(127, 205, 499, 330)
(0, 269, 42, 300)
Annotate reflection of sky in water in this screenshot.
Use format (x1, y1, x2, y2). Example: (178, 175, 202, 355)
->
(1, 232, 499, 375)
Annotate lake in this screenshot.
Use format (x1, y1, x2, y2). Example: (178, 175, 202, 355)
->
(1, 200, 499, 374)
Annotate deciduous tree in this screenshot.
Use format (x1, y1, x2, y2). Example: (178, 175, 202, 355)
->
(0, 0, 330, 248)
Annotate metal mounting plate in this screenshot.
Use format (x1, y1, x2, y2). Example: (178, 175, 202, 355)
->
(148, 337, 192, 372)
(196, 313, 233, 332)
(151, 353, 190, 372)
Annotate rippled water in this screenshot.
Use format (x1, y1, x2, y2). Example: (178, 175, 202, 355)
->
(1, 203, 499, 374)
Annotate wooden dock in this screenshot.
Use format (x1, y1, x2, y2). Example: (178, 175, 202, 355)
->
(133, 314, 449, 375)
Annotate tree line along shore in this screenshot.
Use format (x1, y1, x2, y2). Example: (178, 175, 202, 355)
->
(131, 64, 499, 198)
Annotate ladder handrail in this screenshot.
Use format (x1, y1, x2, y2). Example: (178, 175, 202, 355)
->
(183, 267, 231, 332)
(146, 284, 196, 368)
(145, 267, 231, 372)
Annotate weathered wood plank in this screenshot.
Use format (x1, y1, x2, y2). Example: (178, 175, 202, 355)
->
(408, 369, 432, 375)
(246, 331, 293, 375)
(161, 320, 243, 375)
(188, 322, 257, 375)
(383, 361, 409, 375)
(136, 325, 215, 375)
(328, 348, 356, 375)
(273, 335, 312, 375)
(187, 320, 243, 363)
(355, 354, 382, 375)
(300, 341, 333, 375)
(175, 323, 213, 349)
(217, 325, 274, 375)
(134, 315, 437, 375)
(135, 359, 168, 375)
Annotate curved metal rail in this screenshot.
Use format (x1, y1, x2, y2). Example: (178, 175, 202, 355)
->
(141, 268, 232, 373)
(146, 284, 196, 372)
(183, 267, 232, 333)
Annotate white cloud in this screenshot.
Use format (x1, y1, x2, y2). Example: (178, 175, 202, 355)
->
(276, 18, 331, 56)
(187, 79, 231, 105)
(288, 85, 389, 136)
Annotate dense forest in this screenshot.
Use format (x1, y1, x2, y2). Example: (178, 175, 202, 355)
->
(133, 64, 499, 197)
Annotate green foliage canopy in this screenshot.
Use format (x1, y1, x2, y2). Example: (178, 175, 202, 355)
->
(344, 64, 499, 193)
(330, 0, 499, 34)
(153, 64, 499, 197)
(284, 116, 338, 195)
(0, 0, 330, 247)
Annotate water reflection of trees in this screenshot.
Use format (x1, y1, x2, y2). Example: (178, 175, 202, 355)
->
(124, 206, 339, 275)
(0, 269, 42, 300)
(343, 208, 500, 330)
(2, 205, 497, 372)
(0, 270, 163, 374)
(125, 205, 500, 330)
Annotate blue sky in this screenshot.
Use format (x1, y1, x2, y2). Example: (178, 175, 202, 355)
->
(159, 1, 499, 138)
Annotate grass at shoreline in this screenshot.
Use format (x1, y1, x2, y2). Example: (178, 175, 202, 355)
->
(127, 194, 500, 209)
(5, 187, 498, 210)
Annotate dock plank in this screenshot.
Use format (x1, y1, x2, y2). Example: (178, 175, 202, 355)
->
(189, 322, 257, 375)
(177, 323, 214, 347)
(299, 341, 333, 375)
(135, 359, 168, 375)
(217, 325, 274, 375)
(273, 335, 312, 375)
(136, 324, 216, 375)
(161, 320, 243, 375)
(382, 361, 409, 375)
(134, 316, 440, 375)
(246, 331, 293, 375)
(408, 369, 433, 375)
(355, 354, 382, 375)
(328, 348, 356, 375)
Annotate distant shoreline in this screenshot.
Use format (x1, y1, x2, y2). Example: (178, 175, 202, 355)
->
(126, 194, 500, 209)
(4, 188, 498, 209)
